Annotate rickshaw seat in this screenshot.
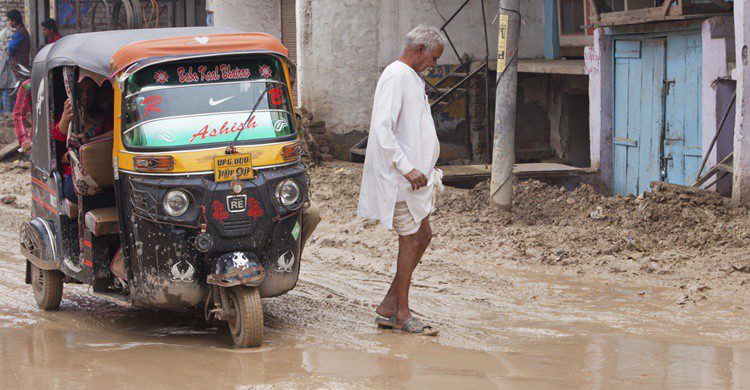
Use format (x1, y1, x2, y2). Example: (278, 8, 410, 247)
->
(79, 137, 115, 189)
(84, 207, 119, 236)
(62, 199, 78, 219)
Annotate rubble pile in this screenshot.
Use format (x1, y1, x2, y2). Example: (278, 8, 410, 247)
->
(439, 178, 749, 251)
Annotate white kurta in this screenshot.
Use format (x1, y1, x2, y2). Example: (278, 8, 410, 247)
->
(357, 61, 442, 230)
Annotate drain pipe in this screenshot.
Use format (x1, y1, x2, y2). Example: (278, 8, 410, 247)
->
(489, 0, 519, 210)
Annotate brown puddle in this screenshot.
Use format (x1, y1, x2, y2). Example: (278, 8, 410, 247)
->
(0, 277, 747, 389)
(0, 221, 748, 388)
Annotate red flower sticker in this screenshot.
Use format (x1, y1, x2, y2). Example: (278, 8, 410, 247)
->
(259, 64, 272, 78)
(154, 70, 169, 84)
(247, 198, 263, 220)
(211, 200, 228, 223)
(269, 88, 283, 106)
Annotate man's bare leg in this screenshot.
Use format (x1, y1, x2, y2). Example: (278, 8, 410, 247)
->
(376, 217, 432, 321)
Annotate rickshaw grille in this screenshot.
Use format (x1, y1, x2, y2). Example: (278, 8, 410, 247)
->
(220, 219, 256, 233)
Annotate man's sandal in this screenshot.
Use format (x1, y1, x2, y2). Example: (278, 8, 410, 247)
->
(396, 317, 438, 336)
(375, 315, 397, 328)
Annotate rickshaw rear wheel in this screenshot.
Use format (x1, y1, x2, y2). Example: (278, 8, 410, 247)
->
(30, 262, 64, 310)
(225, 286, 263, 347)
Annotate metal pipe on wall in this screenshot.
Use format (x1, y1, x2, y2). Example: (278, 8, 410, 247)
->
(489, 0, 519, 209)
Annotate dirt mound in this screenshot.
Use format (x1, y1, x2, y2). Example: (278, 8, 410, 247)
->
(438, 178, 748, 252)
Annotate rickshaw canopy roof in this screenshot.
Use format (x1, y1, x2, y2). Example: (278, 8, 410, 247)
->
(37, 27, 289, 78)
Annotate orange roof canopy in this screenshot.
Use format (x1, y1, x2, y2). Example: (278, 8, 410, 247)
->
(110, 32, 289, 76)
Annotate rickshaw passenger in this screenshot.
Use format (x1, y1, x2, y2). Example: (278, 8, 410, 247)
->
(53, 77, 113, 203)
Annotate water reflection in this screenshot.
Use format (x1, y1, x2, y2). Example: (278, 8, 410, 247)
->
(0, 321, 746, 389)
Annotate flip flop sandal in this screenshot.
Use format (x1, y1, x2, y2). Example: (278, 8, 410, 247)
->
(397, 317, 438, 336)
(375, 315, 397, 328)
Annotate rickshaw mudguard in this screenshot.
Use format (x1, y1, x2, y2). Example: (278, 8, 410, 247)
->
(20, 218, 61, 271)
(207, 252, 265, 288)
(256, 212, 302, 298)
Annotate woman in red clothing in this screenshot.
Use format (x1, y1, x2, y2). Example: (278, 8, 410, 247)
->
(55, 77, 113, 202)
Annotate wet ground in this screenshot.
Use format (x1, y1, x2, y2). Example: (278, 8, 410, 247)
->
(0, 161, 748, 388)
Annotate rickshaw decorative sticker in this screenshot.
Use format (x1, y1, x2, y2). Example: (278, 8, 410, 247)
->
(176, 64, 252, 84)
(273, 118, 289, 135)
(192, 36, 210, 45)
(268, 87, 283, 105)
(154, 70, 169, 84)
(152, 129, 176, 143)
(247, 198, 263, 220)
(259, 64, 272, 78)
(127, 111, 293, 148)
(189, 114, 260, 143)
(291, 221, 301, 240)
(211, 200, 229, 222)
(140, 95, 163, 117)
(276, 251, 294, 273)
(170, 260, 195, 282)
(232, 252, 249, 267)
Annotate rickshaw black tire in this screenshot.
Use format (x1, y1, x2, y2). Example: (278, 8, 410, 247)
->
(30, 263, 64, 311)
(226, 286, 263, 348)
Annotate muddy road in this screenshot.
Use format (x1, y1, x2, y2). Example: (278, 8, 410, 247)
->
(0, 160, 748, 388)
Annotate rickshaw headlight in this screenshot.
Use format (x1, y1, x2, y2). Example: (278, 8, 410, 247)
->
(163, 189, 190, 217)
(275, 180, 300, 206)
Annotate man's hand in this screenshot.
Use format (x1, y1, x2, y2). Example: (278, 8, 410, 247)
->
(404, 169, 428, 190)
(21, 139, 31, 152)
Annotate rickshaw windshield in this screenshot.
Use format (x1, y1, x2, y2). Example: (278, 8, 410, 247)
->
(123, 56, 296, 150)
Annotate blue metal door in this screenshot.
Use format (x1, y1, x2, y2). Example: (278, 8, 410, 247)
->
(663, 33, 702, 185)
(613, 38, 666, 195)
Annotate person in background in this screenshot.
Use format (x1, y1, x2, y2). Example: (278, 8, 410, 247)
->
(6, 10, 29, 72)
(4, 10, 28, 114)
(41, 18, 62, 45)
(0, 19, 16, 114)
(13, 79, 31, 151)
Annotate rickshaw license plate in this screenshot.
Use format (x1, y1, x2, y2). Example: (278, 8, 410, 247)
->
(214, 153, 254, 182)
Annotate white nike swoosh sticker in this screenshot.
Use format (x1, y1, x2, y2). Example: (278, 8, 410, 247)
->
(209, 96, 234, 106)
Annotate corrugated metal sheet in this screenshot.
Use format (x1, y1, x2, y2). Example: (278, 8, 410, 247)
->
(280, 0, 296, 62)
(280, 0, 297, 101)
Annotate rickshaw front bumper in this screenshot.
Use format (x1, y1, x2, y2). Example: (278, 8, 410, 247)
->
(124, 164, 307, 302)
(207, 251, 265, 288)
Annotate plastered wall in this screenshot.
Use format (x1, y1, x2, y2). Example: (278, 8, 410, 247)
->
(212, 0, 547, 158)
(213, 0, 280, 38)
(298, 0, 548, 157)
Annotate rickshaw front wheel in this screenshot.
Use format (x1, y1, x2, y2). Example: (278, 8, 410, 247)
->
(225, 286, 263, 347)
(30, 262, 64, 310)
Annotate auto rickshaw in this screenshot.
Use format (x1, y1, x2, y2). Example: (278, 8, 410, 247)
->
(20, 27, 312, 347)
